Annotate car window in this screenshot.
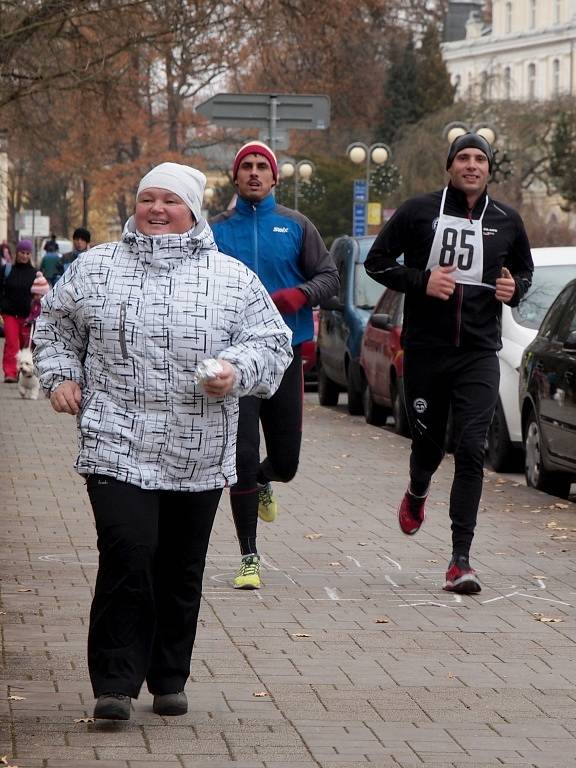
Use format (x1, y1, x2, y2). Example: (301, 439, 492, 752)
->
(539, 283, 575, 340)
(354, 264, 384, 309)
(553, 284, 576, 343)
(377, 289, 399, 317)
(331, 239, 352, 303)
(512, 265, 576, 330)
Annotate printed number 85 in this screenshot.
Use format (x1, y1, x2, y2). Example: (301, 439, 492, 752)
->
(439, 228, 475, 270)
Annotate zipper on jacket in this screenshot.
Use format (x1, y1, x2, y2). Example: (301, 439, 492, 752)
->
(454, 284, 463, 347)
(119, 302, 129, 359)
(252, 204, 258, 274)
(218, 404, 229, 466)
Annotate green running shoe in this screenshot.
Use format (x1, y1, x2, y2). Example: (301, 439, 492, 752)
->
(233, 554, 261, 589)
(258, 483, 277, 522)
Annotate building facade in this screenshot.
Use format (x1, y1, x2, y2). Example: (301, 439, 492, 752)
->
(442, 0, 576, 101)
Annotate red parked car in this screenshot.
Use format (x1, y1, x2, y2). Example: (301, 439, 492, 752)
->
(301, 308, 319, 386)
(360, 288, 409, 435)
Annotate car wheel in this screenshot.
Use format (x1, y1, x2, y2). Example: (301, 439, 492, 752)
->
(363, 384, 388, 426)
(391, 378, 410, 437)
(524, 410, 572, 498)
(487, 398, 523, 472)
(346, 362, 364, 416)
(317, 358, 339, 407)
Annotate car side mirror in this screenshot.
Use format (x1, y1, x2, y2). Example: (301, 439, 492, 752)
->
(370, 312, 393, 331)
(322, 295, 344, 311)
(563, 330, 576, 351)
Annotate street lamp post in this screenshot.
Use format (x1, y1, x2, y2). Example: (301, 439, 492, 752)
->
(279, 159, 314, 211)
(443, 121, 497, 146)
(346, 142, 391, 236)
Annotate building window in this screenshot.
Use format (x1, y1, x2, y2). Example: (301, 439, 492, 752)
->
(504, 67, 512, 99)
(553, 59, 560, 97)
(555, 0, 562, 24)
(529, 0, 536, 29)
(505, 2, 513, 34)
(528, 63, 536, 99)
(454, 74, 461, 97)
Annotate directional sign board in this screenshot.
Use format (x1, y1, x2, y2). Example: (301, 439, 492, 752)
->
(353, 203, 366, 237)
(196, 93, 330, 152)
(353, 179, 368, 203)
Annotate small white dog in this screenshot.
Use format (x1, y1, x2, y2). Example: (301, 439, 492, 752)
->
(16, 348, 40, 400)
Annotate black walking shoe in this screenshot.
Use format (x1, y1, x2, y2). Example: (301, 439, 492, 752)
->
(93, 692, 131, 720)
(443, 555, 481, 594)
(153, 691, 188, 716)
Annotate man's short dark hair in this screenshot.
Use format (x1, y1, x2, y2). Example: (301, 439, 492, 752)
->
(73, 227, 91, 242)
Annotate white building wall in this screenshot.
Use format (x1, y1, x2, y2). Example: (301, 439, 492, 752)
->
(443, 0, 576, 102)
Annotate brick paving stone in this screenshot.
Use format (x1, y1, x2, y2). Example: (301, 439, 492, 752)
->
(2, 385, 576, 767)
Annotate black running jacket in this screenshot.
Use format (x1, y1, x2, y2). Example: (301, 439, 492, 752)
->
(365, 184, 534, 351)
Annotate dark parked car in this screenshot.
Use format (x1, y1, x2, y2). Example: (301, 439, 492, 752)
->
(316, 235, 384, 414)
(360, 288, 409, 435)
(519, 278, 576, 498)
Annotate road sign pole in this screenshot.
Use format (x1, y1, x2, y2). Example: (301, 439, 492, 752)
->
(269, 96, 277, 153)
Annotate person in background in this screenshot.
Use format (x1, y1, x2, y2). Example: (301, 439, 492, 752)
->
(1, 239, 37, 382)
(40, 241, 62, 286)
(33, 162, 292, 722)
(365, 132, 533, 594)
(0, 240, 12, 266)
(25, 271, 51, 328)
(210, 141, 338, 590)
(57, 227, 91, 276)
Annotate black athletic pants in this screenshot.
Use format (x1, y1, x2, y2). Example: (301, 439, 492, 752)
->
(230, 346, 303, 555)
(403, 347, 500, 558)
(86, 475, 221, 698)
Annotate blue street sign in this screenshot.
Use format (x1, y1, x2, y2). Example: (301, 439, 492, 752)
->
(353, 179, 368, 202)
(353, 201, 367, 236)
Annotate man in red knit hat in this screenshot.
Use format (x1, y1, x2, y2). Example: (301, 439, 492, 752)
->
(211, 141, 338, 589)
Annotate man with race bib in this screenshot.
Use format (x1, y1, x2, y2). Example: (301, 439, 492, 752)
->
(365, 132, 533, 594)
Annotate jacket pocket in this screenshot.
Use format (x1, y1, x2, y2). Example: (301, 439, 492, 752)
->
(218, 403, 229, 466)
(119, 302, 129, 359)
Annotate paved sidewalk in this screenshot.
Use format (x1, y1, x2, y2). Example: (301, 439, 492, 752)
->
(2, 381, 576, 768)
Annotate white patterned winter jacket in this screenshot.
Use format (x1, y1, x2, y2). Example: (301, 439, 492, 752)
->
(33, 219, 293, 491)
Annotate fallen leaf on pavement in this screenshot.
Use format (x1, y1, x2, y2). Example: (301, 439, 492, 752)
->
(494, 552, 506, 555)
(7, 696, 25, 701)
(550, 535, 568, 540)
(537, 551, 546, 554)
(291, 633, 311, 638)
(546, 521, 559, 528)
(304, 533, 322, 540)
(375, 617, 390, 624)
(427, 559, 439, 563)
(369, 436, 380, 440)
(534, 613, 563, 623)
(253, 691, 269, 697)
(329, 562, 342, 566)
(554, 503, 570, 509)
(16, 589, 32, 593)
(358, 542, 367, 546)
(73, 717, 95, 724)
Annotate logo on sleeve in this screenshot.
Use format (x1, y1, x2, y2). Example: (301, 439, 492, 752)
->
(273, 226, 289, 233)
(413, 398, 427, 414)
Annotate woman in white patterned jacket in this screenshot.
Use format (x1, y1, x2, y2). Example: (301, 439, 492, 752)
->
(33, 163, 293, 722)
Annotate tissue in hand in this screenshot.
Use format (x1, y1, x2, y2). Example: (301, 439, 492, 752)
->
(194, 358, 224, 389)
